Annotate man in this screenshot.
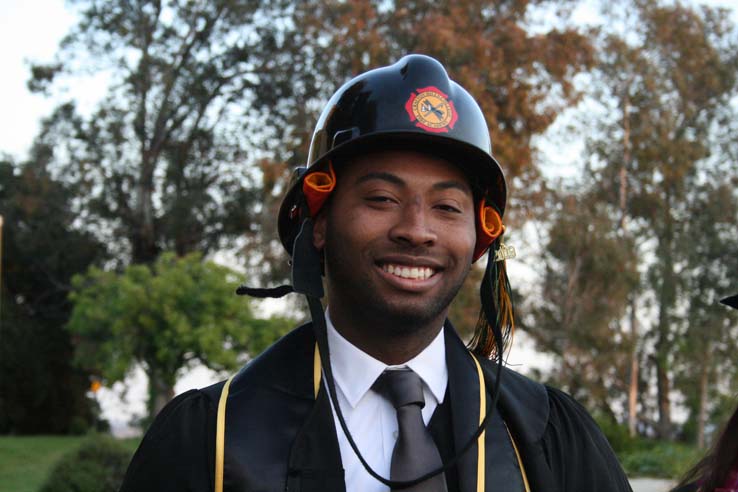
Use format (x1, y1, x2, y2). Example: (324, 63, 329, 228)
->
(120, 55, 632, 492)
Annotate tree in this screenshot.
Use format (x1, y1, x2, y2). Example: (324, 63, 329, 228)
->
(525, 190, 638, 417)
(586, 0, 738, 438)
(67, 252, 293, 420)
(28, 0, 301, 265)
(674, 176, 738, 447)
(0, 153, 106, 434)
(287, 0, 596, 225)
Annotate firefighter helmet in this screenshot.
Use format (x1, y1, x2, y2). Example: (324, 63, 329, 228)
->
(277, 54, 507, 259)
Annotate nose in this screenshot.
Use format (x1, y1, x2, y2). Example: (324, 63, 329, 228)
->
(388, 201, 437, 247)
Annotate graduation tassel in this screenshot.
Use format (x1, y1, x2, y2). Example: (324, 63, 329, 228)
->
(468, 236, 516, 360)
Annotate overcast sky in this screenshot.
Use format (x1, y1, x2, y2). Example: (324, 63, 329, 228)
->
(2, 0, 736, 161)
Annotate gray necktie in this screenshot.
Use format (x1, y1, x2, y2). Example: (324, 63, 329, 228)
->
(374, 369, 448, 492)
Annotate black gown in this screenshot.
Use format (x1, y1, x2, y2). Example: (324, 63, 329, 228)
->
(120, 323, 633, 492)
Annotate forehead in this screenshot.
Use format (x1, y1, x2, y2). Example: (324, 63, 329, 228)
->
(337, 150, 474, 194)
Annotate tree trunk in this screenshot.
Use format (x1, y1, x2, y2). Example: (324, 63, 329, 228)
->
(133, 152, 159, 264)
(655, 203, 675, 440)
(621, 89, 639, 438)
(619, 89, 631, 230)
(697, 351, 710, 448)
(627, 298, 639, 437)
(655, 352, 672, 439)
(147, 367, 175, 422)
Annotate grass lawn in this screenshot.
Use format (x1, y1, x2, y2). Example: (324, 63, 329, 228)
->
(0, 435, 140, 492)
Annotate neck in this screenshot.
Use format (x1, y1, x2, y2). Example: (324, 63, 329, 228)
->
(327, 305, 446, 365)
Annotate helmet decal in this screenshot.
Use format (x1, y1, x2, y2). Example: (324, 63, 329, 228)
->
(404, 86, 458, 133)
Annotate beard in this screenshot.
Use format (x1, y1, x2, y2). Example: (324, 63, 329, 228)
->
(322, 229, 471, 337)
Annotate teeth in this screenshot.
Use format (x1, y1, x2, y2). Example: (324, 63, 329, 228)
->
(382, 264, 435, 280)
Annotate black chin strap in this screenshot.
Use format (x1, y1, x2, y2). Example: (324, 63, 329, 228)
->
(237, 218, 505, 489)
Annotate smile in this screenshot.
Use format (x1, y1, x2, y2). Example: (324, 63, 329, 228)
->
(380, 263, 436, 280)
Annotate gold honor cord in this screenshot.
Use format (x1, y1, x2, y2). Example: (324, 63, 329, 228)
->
(215, 375, 235, 492)
(314, 342, 322, 398)
(471, 354, 486, 492)
(213, 345, 530, 492)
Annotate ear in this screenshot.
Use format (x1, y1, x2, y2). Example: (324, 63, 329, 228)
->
(312, 212, 327, 250)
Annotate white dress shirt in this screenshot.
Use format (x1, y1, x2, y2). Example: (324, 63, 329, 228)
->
(325, 309, 448, 492)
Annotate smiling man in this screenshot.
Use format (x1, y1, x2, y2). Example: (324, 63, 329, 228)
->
(314, 151, 478, 365)
(120, 55, 632, 492)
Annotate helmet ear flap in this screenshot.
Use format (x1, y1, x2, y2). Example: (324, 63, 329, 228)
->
(291, 218, 325, 298)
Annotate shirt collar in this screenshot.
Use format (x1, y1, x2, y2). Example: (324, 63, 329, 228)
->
(325, 309, 448, 408)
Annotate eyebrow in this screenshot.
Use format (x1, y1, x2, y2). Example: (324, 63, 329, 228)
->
(354, 172, 472, 195)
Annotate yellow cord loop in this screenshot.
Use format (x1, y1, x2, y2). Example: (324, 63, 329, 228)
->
(471, 354, 486, 492)
(215, 375, 235, 492)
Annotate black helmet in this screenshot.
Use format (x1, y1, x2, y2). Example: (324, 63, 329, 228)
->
(277, 54, 507, 258)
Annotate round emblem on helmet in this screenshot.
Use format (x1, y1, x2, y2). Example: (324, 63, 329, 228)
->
(405, 86, 458, 133)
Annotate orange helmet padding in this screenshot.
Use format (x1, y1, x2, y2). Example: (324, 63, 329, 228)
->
(473, 201, 504, 261)
(302, 162, 336, 217)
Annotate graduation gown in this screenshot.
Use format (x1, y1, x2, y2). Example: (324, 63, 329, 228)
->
(119, 322, 632, 492)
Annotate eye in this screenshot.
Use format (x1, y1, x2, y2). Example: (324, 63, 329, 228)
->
(365, 195, 397, 204)
(435, 203, 463, 214)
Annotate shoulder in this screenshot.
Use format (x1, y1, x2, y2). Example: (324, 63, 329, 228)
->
(143, 388, 220, 444)
(540, 385, 632, 491)
(476, 357, 631, 491)
(476, 357, 550, 444)
(227, 322, 315, 399)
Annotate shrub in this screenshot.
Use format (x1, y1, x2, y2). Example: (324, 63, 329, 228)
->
(40, 434, 132, 492)
(595, 416, 638, 453)
(619, 441, 702, 479)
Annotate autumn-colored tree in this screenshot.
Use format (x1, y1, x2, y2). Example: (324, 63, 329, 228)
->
(286, 0, 595, 226)
(253, 0, 599, 336)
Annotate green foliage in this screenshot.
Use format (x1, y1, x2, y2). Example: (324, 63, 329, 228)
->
(594, 418, 702, 478)
(619, 441, 701, 479)
(39, 435, 132, 492)
(595, 416, 639, 454)
(67, 252, 292, 419)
